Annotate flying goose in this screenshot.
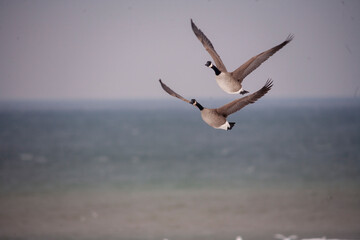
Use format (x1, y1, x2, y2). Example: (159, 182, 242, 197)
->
(159, 79, 273, 130)
(191, 19, 292, 95)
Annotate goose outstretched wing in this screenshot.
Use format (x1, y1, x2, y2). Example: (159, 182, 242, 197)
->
(217, 79, 273, 117)
(191, 19, 227, 72)
(159, 79, 191, 104)
(232, 35, 293, 82)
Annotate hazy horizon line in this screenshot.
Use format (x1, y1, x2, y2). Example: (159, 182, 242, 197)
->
(0, 97, 359, 111)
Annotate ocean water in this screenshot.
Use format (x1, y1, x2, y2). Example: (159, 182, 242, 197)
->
(0, 98, 359, 240)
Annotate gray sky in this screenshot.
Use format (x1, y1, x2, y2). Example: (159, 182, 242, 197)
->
(0, 0, 360, 100)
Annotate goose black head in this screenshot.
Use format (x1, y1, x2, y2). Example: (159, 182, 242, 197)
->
(205, 61, 212, 67)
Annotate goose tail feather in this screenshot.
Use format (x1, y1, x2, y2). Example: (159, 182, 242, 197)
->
(228, 122, 236, 130)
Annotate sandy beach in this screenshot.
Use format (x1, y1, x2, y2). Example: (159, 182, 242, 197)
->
(1, 187, 359, 240)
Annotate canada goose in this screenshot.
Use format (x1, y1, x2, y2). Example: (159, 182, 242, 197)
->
(159, 79, 273, 130)
(191, 19, 292, 95)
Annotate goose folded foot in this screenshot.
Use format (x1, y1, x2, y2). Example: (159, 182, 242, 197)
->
(240, 90, 249, 95)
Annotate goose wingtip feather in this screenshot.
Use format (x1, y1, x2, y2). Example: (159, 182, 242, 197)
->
(286, 34, 294, 43)
(265, 78, 274, 89)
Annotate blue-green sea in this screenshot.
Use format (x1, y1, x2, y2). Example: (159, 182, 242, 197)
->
(0, 98, 359, 240)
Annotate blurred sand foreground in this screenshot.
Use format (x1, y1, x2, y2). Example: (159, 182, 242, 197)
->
(0, 188, 359, 240)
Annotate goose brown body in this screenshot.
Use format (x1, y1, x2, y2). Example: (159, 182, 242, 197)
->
(200, 108, 227, 130)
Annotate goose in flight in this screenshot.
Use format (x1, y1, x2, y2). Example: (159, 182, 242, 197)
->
(159, 79, 273, 130)
(191, 19, 292, 95)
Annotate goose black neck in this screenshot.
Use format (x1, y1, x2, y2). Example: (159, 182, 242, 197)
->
(195, 102, 204, 111)
(211, 65, 221, 76)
